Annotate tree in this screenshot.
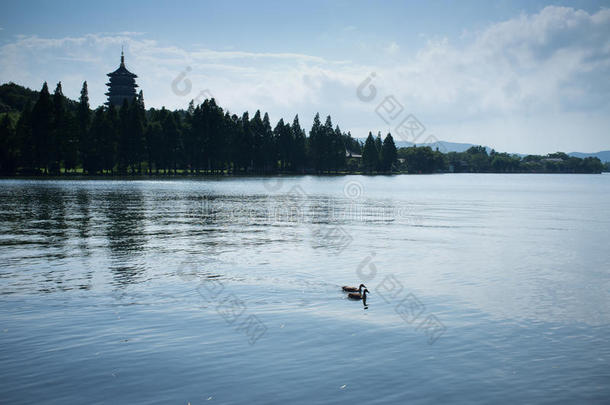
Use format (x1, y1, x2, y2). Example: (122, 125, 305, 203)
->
(0, 115, 18, 174)
(331, 125, 346, 172)
(362, 132, 379, 172)
(100, 104, 118, 174)
(380, 133, 397, 172)
(238, 111, 252, 172)
(78, 82, 92, 173)
(308, 113, 323, 172)
(262, 112, 275, 172)
(276, 118, 294, 171)
(162, 111, 181, 174)
(50, 82, 65, 173)
(130, 93, 146, 173)
(16, 102, 34, 171)
(466, 146, 490, 172)
(375, 132, 383, 170)
(291, 115, 306, 172)
(31, 82, 53, 173)
(117, 98, 130, 173)
(85, 107, 105, 174)
(145, 121, 163, 174)
(403, 146, 435, 173)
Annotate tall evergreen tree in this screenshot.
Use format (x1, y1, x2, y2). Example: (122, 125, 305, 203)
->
(145, 121, 163, 174)
(100, 104, 118, 174)
(250, 110, 264, 172)
(331, 125, 346, 172)
(380, 133, 397, 172)
(375, 132, 383, 170)
(162, 111, 180, 174)
(31, 82, 53, 173)
(308, 113, 323, 172)
(239, 111, 252, 172)
(262, 112, 275, 172)
(50, 82, 66, 173)
(362, 132, 379, 172)
(85, 107, 105, 174)
(16, 102, 34, 171)
(321, 115, 334, 172)
(77, 81, 91, 173)
(0, 115, 18, 174)
(291, 115, 306, 172)
(117, 98, 130, 173)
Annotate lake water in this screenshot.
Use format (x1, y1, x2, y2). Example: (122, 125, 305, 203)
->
(1, 174, 609, 404)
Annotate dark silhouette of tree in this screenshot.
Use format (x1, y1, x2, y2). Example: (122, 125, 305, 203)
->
(291, 115, 306, 172)
(380, 133, 397, 172)
(362, 132, 378, 172)
(16, 102, 34, 171)
(275, 118, 292, 171)
(375, 132, 383, 170)
(238, 111, 252, 172)
(331, 125, 346, 172)
(262, 112, 275, 172)
(50, 82, 66, 174)
(31, 82, 53, 173)
(0, 115, 18, 174)
(86, 107, 105, 174)
(162, 111, 181, 174)
(100, 104, 118, 174)
(308, 113, 323, 172)
(77, 82, 91, 173)
(145, 120, 163, 174)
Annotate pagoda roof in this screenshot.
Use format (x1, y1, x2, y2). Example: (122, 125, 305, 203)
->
(107, 51, 138, 78)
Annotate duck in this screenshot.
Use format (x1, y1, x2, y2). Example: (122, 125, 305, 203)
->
(348, 288, 369, 300)
(342, 283, 366, 293)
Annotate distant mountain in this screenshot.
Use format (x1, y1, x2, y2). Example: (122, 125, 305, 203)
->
(378, 138, 610, 161)
(568, 151, 610, 163)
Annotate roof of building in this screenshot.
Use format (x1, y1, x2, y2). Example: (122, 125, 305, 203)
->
(107, 51, 137, 78)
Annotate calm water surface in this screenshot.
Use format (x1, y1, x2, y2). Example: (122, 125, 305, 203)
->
(1, 174, 609, 404)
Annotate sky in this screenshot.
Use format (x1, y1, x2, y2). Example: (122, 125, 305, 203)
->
(1, 0, 609, 154)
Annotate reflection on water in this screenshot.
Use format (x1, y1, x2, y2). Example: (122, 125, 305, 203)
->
(0, 176, 609, 404)
(105, 190, 146, 286)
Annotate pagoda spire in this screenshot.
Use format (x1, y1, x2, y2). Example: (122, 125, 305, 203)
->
(121, 46, 125, 66)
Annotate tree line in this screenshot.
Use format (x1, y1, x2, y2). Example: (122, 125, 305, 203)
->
(0, 81, 606, 175)
(395, 145, 605, 174)
(0, 81, 374, 175)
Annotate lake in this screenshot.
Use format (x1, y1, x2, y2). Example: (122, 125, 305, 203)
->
(0, 174, 609, 404)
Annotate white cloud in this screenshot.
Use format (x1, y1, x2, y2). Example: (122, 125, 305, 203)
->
(1, 6, 609, 153)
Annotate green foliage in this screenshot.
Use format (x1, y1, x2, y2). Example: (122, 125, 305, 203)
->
(402, 146, 437, 173)
(0, 82, 42, 114)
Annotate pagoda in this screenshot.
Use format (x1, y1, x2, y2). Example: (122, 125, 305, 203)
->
(105, 49, 138, 106)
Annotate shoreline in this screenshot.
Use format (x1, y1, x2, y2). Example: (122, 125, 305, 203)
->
(1, 171, 607, 181)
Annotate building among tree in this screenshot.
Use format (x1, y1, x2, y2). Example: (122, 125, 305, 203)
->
(105, 49, 138, 107)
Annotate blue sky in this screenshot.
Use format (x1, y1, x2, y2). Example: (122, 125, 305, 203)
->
(1, 0, 609, 154)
